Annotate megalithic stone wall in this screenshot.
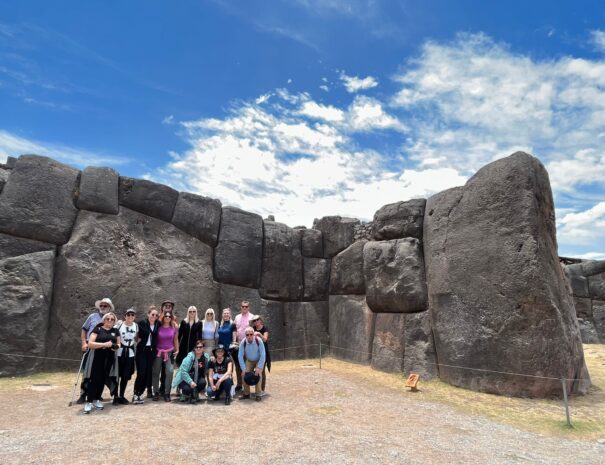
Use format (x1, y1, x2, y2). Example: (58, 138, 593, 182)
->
(0, 152, 591, 398)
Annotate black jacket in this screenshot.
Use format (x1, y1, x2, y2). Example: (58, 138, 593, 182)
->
(136, 319, 158, 351)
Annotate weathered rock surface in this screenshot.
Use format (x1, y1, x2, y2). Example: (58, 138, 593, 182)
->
(424, 152, 587, 397)
(313, 216, 360, 257)
(329, 295, 375, 364)
(0, 250, 55, 375)
(578, 318, 600, 344)
(118, 177, 178, 222)
(364, 238, 427, 313)
(0, 167, 9, 193)
(589, 273, 605, 301)
(303, 258, 331, 301)
(0, 155, 80, 244)
(0, 232, 55, 260)
(171, 192, 222, 247)
(329, 240, 366, 295)
(259, 221, 303, 301)
(283, 301, 329, 359)
(46, 208, 219, 361)
(371, 313, 405, 372)
(3, 156, 17, 168)
(573, 297, 592, 319)
(403, 311, 438, 379)
(77, 166, 119, 214)
(593, 301, 605, 342)
(218, 283, 285, 361)
(214, 207, 263, 288)
(301, 229, 324, 257)
(372, 199, 426, 240)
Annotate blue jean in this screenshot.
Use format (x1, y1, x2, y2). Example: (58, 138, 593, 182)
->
(207, 378, 233, 400)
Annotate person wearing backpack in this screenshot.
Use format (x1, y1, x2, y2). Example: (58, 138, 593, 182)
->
(237, 325, 266, 402)
(114, 307, 139, 405)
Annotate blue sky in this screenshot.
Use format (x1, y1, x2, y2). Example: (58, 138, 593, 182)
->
(1, 0, 604, 259)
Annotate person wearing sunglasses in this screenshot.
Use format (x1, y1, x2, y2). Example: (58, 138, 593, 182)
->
(82, 312, 121, 414)
(114, 308, 138, 405)
(152, 311, 179, 401)
(76, 297, 114, 404)
(176, 306, 201, 368)
(207, 344, 234, 405)
(172, 340, 209, 404)
(238, 326, 266, 402)
(233, 301, 252, 390)
(199, 308, 219, 356)
(132, 305, 159, 404)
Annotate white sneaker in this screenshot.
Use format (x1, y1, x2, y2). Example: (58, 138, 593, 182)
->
(83, 402, 93, 414)
(93, 399, 104, 410)
(260, 391, 267, 397)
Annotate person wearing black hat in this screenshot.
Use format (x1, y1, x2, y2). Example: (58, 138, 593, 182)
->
(207, 344, 233, 405)
(172, 340, 209, 404)
(114, 307, 138, 405)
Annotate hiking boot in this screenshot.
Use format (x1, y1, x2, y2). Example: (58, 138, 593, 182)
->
(239, 394, 250, 400)
(189, 396, 197, 405)
(179, 394, 187, 402)
(76, 394, 86, 405)
(93, 399, 104, 410)
(83, 402, 93, 414)
(225, 396, 231, 406)
(255, 395, 261, 402)
(164, 394, 171, 402)
(112, 397, 120, 406)
(152, 393, 160, 401)
(118, 397, 129, 405)
(146, 390, 153, 399)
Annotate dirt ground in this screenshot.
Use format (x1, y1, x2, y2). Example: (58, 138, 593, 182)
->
(1, 354, 604, 465)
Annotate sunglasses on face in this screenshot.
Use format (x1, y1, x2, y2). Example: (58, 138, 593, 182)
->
(241, 306, 249, 308)
(100, 304, 110, 308)
(106, 318, 115, 321)
(165, 315, 173, 319)
(195, 346, 204, 349)
(245, 333, 254, 336)
(188, 310, 196, 313)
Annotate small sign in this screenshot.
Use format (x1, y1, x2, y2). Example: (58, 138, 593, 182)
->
(405, 373, 420, 391)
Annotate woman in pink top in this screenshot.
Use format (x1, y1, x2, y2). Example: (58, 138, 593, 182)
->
(151, 311, 179, 402)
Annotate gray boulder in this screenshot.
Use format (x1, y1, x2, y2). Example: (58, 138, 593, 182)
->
(424, 152, 587, 397)
(364, 238, 427, 313)
(219, 283, 285, 361)
(3, 156, 17, 168)
(313, 216, 360, 257)
(589, 273, 605, 301)
(403, 311, 438, 379)
(303, 258, 331, 301)
(593, 301, 605, 341)
(283, 301, 329, 359)
(77, 166, 119, 214)
(371, 313, 405, 372)
(0, 232, 55, 260)
(0, 250, 55, 375)
(329, 295, 375, 364)
(0, 167, 9, 193)
(259, 221, 303, 301)
(45, 208, 219, 361)
(118, 176, 178, 222)
(372, 198, 426, 240)
(578, 318, 599, 344)
(329, 240, 366, 295)
(171, 192, 222, 247)
(0, 155, 80, 244)
(573, 297, 592, 319)
(214, 207, 263, 288)
(301, 229, 324, 257)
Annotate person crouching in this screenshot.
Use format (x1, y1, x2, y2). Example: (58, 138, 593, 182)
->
(172, 340, 209, 404)
(207, 344, 234, 405)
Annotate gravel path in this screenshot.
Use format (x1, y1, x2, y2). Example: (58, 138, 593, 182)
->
(0, 365, 603, 465)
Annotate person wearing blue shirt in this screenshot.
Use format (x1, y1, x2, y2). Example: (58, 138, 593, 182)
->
(238, 325, 266, 401)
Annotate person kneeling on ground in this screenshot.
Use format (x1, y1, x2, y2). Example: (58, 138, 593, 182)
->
(207, 344, 233, 405)
(238, 326, 265, 402)
(172, 340, 209, 404)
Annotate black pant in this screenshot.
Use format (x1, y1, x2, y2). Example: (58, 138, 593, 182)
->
(134, 346, 154, 396)
(209, 378, 233, 400)
(179, 378, 207, 398)
(86, 350, 112, 402)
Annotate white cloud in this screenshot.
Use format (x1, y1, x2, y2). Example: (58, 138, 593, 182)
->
(573, 252, 605, 260)
(0, 130, 131, 168)
(298, 101, 344, 122)
(346, 95, 406, 132)
(557, 202, 605, 246)
(340, 72, 378, 93)
(590, 30, 605, 53)
(162, 115, 175, 125)
(319, 84, 329, 92)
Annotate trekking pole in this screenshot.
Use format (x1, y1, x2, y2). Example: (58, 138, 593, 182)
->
(68, 351, 88, 406)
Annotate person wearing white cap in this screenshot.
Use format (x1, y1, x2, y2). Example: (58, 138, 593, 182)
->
(76, 297, 114, 404)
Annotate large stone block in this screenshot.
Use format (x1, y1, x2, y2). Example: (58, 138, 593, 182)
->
(171, 192, 222, 247)
(259, 221, 303, 301)
(578, 318, 599, 344)
(588, 273, 605, 301)
(214, 207, 263, 288)
(118, 176, 178, 222)
(303, 257, 330, 301)
(45, 208, 219, 361)
(573, 297, 592, 319)
(329, 295, 375, 364)
(424, 152, 587, 397)
(0, 167, 9, 193)
(76, 166, 119, 214)
(371, 313, 405, 372)
(0, 232, 55, 260)
(372, 198, 426, 240)
(283, 301, 329, 359)
(403, 311, 438, 379)
(329, 240, 366, 295)
(219, 284, 285, 361)
(593, 301, 605, 342)
(0, 250, 55, 375)
(301, 229, 323, 257)
(313, 216, 360, 258)
(364, 238, 427, 313)
(0, 155, 80, 244)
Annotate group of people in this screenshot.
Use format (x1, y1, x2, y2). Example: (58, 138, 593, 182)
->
(78, 298, 270, 414)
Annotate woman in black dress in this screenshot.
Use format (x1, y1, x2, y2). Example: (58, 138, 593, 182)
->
(83, 312, 121, 414)
(176, 306, 201, 367)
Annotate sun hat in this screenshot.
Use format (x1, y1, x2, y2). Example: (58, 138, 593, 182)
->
(161, 299, 175, 308)
(95, 298, 115, 312)
(213, 344, 227, 357)
(244, 371, 260, 386)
